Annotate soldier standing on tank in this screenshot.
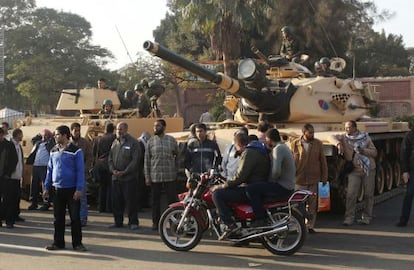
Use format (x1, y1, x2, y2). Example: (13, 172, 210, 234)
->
(331, 121, 377, 226)
(99, 99, 114, 119)
(134, 83, 151, 117)
(280, 26, 304, 63)
(97, 78, 108, 89)
(121, 90, 137, 109)
(319, 57, 333, 77)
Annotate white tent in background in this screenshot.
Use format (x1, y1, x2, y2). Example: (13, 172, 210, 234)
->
(0, 107, 24, 127)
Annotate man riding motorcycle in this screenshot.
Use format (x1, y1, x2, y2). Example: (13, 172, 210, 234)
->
(211, 132, 270, 239)
(245, 128, 296, 226)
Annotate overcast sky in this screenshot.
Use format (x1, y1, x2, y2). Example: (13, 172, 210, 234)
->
(36, 0, 414, 71)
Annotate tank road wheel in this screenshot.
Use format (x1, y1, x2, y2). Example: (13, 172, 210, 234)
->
(261, 210, 306, 256)
(383, 162, 393, 191)
(393, 162, 401, 187)
(375, 165, 385, 195)
(159, 206, 202, 252)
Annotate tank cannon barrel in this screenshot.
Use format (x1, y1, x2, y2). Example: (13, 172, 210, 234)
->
(143, 41, 290, 118)
(143, 41, 255, 98)
(143, 41, 223, 85)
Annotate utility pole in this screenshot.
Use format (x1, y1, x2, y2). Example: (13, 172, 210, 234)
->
(0, 28, 4, 85)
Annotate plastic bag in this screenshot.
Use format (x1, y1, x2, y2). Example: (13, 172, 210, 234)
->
(318, 181, 331, 212)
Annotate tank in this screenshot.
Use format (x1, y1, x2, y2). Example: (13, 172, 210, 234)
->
(16, 87, 184, 198)
(144, 40, 409, 212)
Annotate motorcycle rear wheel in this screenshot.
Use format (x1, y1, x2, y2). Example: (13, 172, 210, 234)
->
(261, 209, 306, 256)
(159, 206, 203, 251)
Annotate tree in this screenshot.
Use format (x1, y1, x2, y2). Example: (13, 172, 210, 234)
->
(351, 30, 409, 77)
(5, 8, 113, 112)
(0, 0, 35, 29)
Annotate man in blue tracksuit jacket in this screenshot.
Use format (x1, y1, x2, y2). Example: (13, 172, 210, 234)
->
(43, 125, 86, 251)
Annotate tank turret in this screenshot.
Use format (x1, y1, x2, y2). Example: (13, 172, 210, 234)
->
(143, 40, 376, 124)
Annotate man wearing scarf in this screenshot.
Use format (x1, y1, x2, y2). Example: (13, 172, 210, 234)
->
(331, 121, 377, 226)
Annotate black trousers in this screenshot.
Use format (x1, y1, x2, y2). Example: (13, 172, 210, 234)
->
(112, 179, 138, 226)
(0, 178, 20, 225)
(151, 181, 178, 226)
(53, 187, 82, 248)
(98, 170, 112, 213)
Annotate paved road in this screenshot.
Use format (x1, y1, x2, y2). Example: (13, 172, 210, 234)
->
(1, 191, 414, 270)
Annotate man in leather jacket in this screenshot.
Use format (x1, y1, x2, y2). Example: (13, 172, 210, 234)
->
(211, 132, 270, 239)
(185, 123, 222, 174)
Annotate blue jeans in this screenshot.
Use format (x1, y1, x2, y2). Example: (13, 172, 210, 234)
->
(212, 187, 248, 225)
(399, 170, 414, 224)
(245, 182, 292, 220)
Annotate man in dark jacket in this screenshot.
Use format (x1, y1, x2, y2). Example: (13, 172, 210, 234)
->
(0, 127, 18, 228)
(108, 122, 141, 230)
(92, 122, 116, 213)
(211, 132, 270, 239)
(397, 128, 414, 227)
(185, 123, 222, 174)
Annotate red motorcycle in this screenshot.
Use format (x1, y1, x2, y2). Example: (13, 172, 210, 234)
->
(159, 169, 312, 256)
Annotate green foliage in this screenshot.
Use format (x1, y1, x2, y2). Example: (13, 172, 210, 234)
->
(1, 6, 114, 112)
(154, 0, 412, 121)
(394, 115, 414, 129)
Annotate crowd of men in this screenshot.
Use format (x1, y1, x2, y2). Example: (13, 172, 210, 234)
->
(1, 117, 414, 251)
(1, 78, 414, 251)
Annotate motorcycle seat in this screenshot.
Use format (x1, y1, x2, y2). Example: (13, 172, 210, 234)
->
(263, 192, 292, 204)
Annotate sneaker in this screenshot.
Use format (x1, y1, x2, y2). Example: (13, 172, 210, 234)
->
(15, 216, 25, 222)
(6, 223, 14, 229)
(73, 244, 87, 252)
(308, 228, 317, 234)
(357, 218, 370, 225)
(129, 224, 139, 230)
(396, 221, 407, 227)
(28, 204, 38, 210)
(342, 220, 353, 226)
(39, 204, 50, 211)
(108, 224, 123, 229)
(219, 223, 240, 240)
(45, 243, 64, 251)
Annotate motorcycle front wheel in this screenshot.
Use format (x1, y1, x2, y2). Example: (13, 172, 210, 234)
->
(159, 206, 203, 251)
(261, 209, 306, 256)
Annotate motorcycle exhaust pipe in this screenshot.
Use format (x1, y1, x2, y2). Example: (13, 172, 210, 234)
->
(234, 223, 289, 243)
